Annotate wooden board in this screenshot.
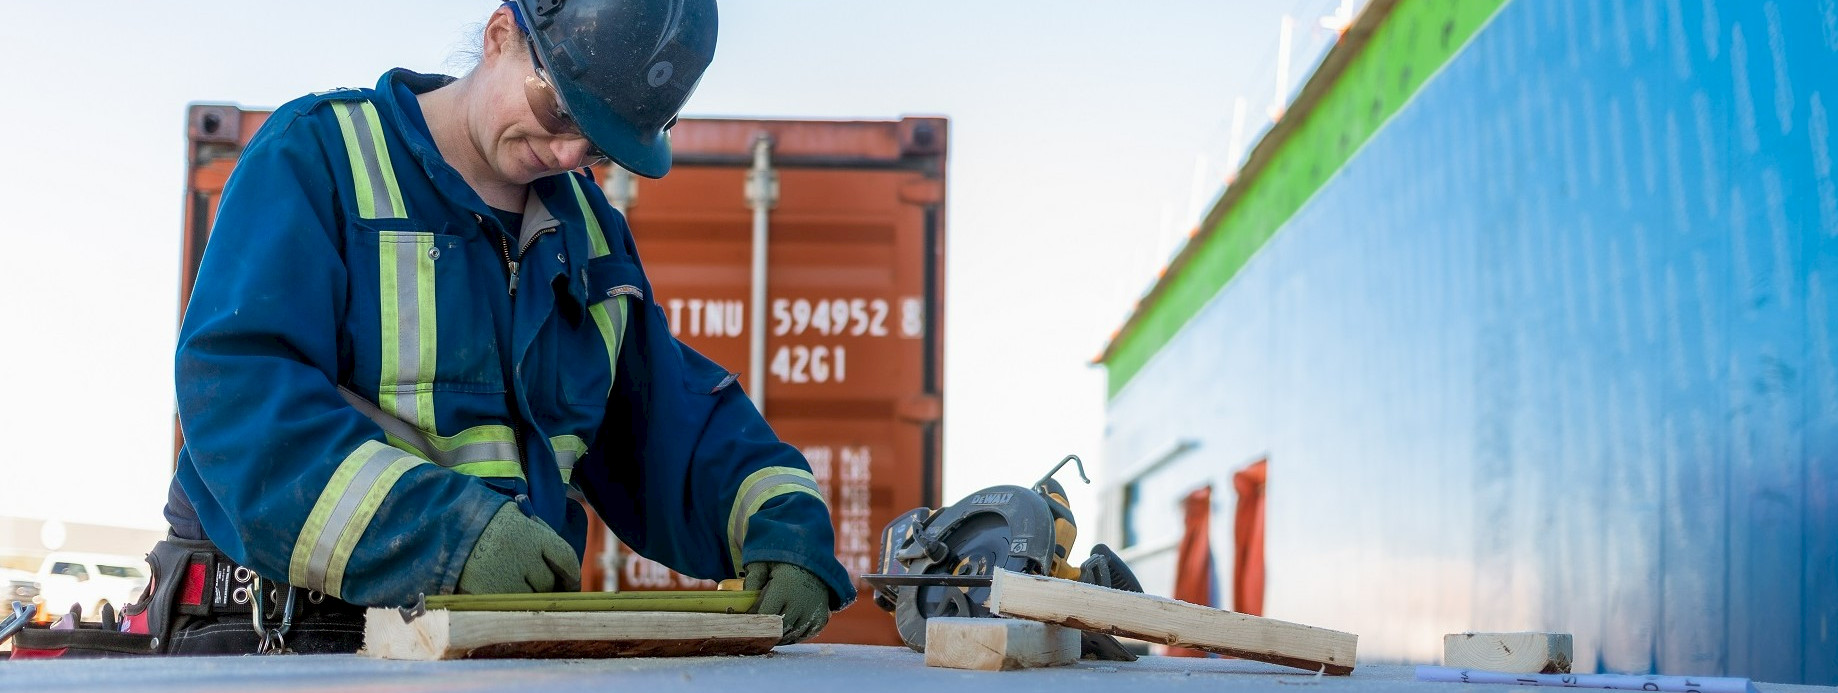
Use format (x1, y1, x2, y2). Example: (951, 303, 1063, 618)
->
(923, 617, 1080, 671)
(1443, 632, 1573, 673)
(985, 569, 1358, 675)
(362, 609, 781, 660)
(422, 590, 757, 613)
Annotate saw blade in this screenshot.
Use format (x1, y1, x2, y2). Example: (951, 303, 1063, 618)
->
(860, 574, 993, 588)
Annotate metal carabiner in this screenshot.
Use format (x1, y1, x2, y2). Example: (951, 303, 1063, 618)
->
(0, 601, 37, 647)
(248, 576, 297, 655)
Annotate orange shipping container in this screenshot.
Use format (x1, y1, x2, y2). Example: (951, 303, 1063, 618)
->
(179, 106, 948, 646)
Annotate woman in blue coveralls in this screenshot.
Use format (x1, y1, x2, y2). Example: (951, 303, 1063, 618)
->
(125, 0, 853, 655)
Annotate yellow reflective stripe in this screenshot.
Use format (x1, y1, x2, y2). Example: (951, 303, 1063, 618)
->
(377, 237, 401, 418)
(570, 175, 629, 397)
(331, 105, 376, 218)
(289, 440, 427, 596)
(385, 425, 523, 480)
(385, 433, 521, 480)
(587, 296, 628, 396)
(343, 386, 521, 480)
(382, 432, 430, 459)
(569, 176, 612, 258)
(726, 467, 825, 572)
(413, 234, 437, 428)
(430, 425, 518, 453)
(551, 435, 588, 484)
(360, 102, 408, 217)
(330, 101, 405, 219)
(376, 232, 438, 431)
(447, 461, 525, 478)
(334, 100, 430, 431)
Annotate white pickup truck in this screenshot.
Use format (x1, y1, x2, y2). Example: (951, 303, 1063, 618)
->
(1, 568, 41, 618)
(35, 552, 148, 620)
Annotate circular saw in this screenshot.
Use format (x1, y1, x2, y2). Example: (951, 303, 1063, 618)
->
(864, 455, 1143, 660)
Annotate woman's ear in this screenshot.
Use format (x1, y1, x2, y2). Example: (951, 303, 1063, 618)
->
(481, 6, 522, 65)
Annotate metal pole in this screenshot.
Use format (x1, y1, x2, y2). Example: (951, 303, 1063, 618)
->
(597, 165, 635, 593)
(745, 135, 778, 414)
(603, 165, 637, 215)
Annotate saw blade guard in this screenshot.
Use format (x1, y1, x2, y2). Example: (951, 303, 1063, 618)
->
(886, 485, 1055, 650)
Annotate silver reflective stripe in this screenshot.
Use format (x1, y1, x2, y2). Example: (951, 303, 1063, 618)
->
(551, 435, 588, 484)
(555, 448, 581, 475)
(342, 102, 398, 219)
(339, 387, 517, 471)
(440, 439, 519, 466)
(385, 237, 425, 424)
(302, 443, 417, 593)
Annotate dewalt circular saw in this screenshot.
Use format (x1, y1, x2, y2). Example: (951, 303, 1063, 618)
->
(863, 455, 1143, 660)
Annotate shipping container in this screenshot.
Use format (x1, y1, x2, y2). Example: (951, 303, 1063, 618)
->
(179, 109, 948, 646)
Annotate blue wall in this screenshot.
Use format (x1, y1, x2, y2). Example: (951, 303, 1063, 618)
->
(1102, 0, 1837, 684)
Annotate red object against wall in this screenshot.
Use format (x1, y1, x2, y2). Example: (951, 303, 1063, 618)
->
(1232, 459, 1268, 616)
(1168, 485, 1215, 658)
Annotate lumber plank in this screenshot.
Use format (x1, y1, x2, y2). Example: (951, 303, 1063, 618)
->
(985, 569, 1357, 674)
(422, 590, 758, 613)
(1443, 632, 1573, 673)
(362, 608, 781, 660)
(923, 617, 1080, 671)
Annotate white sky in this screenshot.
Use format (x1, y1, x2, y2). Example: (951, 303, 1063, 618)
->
(0, 1, 1350, 551)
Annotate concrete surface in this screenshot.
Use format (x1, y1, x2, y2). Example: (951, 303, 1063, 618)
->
(3, 645, 1835, 693)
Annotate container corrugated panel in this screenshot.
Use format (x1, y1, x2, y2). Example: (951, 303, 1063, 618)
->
(1098, 0, 1837, 684)
(178, 110, 948, 647)
(582, 117, 947, 646)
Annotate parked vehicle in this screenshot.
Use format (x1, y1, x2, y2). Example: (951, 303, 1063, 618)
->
(0, 568, 40, 618)
(34, 552, 147, 620)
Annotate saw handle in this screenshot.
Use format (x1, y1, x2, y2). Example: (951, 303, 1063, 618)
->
(1033, 455, 1088, 582)
(1033, 454, 1090, 489)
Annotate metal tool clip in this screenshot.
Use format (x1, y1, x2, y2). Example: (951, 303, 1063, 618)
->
(0, 601, 36, 647)
(249, 576, 297, 654)
(397, 593, 428, 624)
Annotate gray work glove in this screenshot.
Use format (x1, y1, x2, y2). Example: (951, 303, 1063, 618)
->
(456, 503, 582, 594)
(744, 561, 833, 645)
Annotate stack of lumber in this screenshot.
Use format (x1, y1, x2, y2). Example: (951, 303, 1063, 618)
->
(921, 569, 1358, 674)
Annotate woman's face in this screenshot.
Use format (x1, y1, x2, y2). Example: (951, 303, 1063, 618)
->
(471, 7, 601, 185)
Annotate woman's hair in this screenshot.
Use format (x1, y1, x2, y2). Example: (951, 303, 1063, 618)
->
(444, 16, 527, 73)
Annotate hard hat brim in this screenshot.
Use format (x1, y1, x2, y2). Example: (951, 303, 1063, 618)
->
(553, 76, 674, 179)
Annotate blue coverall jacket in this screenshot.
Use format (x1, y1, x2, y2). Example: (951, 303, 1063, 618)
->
(166, 69, 854, 609)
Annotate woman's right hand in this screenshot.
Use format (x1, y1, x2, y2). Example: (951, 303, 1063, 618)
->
(455, 502, 582, 594)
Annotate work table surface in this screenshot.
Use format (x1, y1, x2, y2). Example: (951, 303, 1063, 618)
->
(3, 645, 1833, 693)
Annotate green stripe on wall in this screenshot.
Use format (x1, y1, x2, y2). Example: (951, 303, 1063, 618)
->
(1103, 0, 1509, 399)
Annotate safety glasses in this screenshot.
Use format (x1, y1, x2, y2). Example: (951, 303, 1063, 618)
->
(520, 42, 612, 169)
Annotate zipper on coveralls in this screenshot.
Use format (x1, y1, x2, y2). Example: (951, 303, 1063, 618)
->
(475, 212, 521, 297)
(498, 234, 519, 297)
(478, 212, 529, 478)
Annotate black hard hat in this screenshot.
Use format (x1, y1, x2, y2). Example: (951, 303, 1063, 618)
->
(510, 0, 717, 178)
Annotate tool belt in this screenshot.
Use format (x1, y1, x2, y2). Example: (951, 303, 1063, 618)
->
(5, 535, 364, 658)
